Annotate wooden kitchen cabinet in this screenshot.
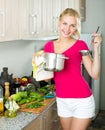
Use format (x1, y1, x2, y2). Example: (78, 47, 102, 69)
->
(21, 0, 85, 40)
(20, 0, 42, 39)
(60, 0, 86, 22)
(41, 0, 76, 37)
(0, 0, 19, 42)
(22, 101, 62, 130)
(0, 0, 85, 41)
(42, 102, 62, 130)
(21, 0, 59, 38)
(42, 0, 65, 36)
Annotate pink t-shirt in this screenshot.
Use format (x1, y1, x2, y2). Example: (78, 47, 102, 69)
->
(44, 40, 92, 98)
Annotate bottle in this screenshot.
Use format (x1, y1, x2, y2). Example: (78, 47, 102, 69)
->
(4, 82, 10, 98)
(13, 78, 21, 93)
(0, 85, 4, 116)
(5, 97, 18, 118)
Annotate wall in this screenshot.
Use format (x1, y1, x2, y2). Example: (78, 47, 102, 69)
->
(82, 0, 105, 110)
(0, 40, 45, 77)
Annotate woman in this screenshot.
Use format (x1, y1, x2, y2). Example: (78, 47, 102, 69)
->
(43, 8, 102, 130)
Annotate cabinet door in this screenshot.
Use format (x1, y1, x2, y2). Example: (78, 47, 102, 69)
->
(21, 0, 61, 38)
(30, 0, 42, 35)
(20, 0, 29, 38)
(7, 0, 19, 40)
(42, 102, 62, 130)
(45, 0, 75, 36)
(0, 0, 5, 39)
(61, 0, 75, 12)
(21, 0, 84, 39)
(0, 0, 19, 42)
(22, 116, 42, 130)
(51, 0, 62, 35)
(42, 0, 52, 36)
(21, 0, 42, 38)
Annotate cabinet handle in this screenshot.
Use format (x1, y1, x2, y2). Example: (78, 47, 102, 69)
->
(53, 119, 58, 123)
(0, 11, 5, 37)
(53, 16, 59, 33)
(43, 116, 47, 130)
(30, 14, 37, 35)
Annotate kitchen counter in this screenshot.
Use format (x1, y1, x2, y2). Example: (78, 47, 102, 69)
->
(0, 98, 56, 130)
(0, 112, 38, 130)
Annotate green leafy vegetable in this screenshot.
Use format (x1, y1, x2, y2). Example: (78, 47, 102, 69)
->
(11, 91, 27, 102)
(26, 102, 44, 108)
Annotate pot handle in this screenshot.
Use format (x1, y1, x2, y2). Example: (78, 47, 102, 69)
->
(60, 56, 69, 59)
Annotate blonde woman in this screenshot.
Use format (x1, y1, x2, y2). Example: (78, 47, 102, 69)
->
(44, 8, 102, 130)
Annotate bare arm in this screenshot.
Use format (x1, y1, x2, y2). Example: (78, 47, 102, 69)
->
(82, 33, 102, 79)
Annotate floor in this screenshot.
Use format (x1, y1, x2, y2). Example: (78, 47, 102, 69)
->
(88, 110, 105, 130)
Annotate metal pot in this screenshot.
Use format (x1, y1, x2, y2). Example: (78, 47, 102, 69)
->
(44, 53, 69, 72)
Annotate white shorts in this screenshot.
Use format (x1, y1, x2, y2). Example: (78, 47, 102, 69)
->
(56, 95, 95, 118)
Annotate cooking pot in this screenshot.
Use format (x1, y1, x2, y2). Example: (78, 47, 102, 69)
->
(44, 53, 69, 72)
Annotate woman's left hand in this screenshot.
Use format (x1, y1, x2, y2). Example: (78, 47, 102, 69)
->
(92, 33, 102, 48)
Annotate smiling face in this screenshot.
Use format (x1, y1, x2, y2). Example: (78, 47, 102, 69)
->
(58, 8, 80, 39)
(59, 15, 78, 38)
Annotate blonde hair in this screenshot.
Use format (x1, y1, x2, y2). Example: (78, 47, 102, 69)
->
(59, 8, 81, 39)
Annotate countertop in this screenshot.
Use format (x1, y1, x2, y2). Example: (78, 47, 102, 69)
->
(0, 112, 38, 130)
(0, 98, 55, 130)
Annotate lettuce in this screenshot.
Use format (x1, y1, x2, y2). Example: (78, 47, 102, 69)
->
(11, 91, 27, 102)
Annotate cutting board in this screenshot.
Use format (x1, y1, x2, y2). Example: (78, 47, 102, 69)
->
(19, 98, 55, 114)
